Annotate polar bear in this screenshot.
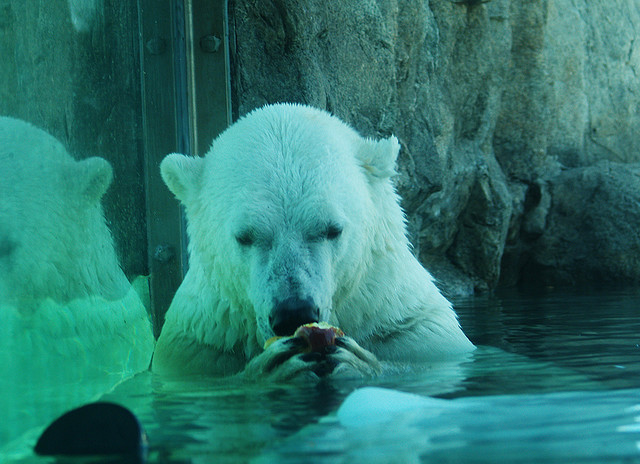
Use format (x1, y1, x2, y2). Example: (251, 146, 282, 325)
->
(153, 103, 474, 379)
(0, 117, 155, 446)
(0, 116, 130, 304)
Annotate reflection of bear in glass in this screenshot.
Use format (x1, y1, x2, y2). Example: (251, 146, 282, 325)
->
(0, 116, 154, 447)
(0, 116, 128, 305)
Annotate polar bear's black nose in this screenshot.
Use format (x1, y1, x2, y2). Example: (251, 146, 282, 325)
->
(270, 297, 319, 336)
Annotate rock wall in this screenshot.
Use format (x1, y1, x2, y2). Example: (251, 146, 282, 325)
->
(230, 0, 640, 294)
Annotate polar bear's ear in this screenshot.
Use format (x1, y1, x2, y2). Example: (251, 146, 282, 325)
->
(160, 153, 204, 203)
(77, 157, 113, 203)
(356, 135, 400, 180)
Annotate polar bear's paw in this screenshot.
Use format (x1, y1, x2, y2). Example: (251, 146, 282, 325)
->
(330, 337, 382, 378)
(241, 335, 381, 382)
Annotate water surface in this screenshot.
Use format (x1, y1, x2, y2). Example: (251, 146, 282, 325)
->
(5, 288, 640, 463)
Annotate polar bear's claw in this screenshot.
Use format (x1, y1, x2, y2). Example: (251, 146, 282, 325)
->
(261, 337, 307, 372)
(330, 337, 382, 376)
(242, 334, 380, 380)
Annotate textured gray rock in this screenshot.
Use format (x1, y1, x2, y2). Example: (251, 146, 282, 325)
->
(524, 162, 640, 286)
(230, 0, 640, 293)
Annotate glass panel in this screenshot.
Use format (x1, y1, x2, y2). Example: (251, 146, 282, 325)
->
(0, 0, 156, 449)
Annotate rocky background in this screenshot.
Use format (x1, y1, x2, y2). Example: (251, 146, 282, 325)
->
(230, 0, 640, 295)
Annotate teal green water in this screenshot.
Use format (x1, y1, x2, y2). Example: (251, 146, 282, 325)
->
(5, 288, 640, 463)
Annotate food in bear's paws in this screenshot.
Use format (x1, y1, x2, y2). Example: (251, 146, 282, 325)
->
(262, 322, 344, 351)
(263, 336, 284, 350)
(294, 322, 344, 353)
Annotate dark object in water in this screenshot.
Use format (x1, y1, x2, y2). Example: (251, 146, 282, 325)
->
(35, 402, 147, 462)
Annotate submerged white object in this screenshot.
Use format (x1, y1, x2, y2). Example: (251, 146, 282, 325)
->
(337, 387, 459, 428)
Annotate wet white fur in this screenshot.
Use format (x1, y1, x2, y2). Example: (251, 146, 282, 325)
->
(153, 104, 474, 376)
(0, 117, 130, 303)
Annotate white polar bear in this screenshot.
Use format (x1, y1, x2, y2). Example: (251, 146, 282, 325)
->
(153, 103, 474, 379)
(0, 116, 154, 446)
(0, 116, 130, 303)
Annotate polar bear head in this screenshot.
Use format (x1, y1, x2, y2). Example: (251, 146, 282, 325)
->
(161, 104, 404, 344)
(0, 117, 128, 304)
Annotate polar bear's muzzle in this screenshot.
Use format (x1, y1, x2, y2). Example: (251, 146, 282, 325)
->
(269, 297, 319, 336)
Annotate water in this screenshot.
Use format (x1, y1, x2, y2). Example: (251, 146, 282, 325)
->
(4, 288, 640, 463)
(456, 287, 640, 394)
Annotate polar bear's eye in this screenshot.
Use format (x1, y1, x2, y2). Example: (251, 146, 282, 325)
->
(325, 224, 343, 241)
(235, 231, 255, 247)
(0, 238, 17, 258)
